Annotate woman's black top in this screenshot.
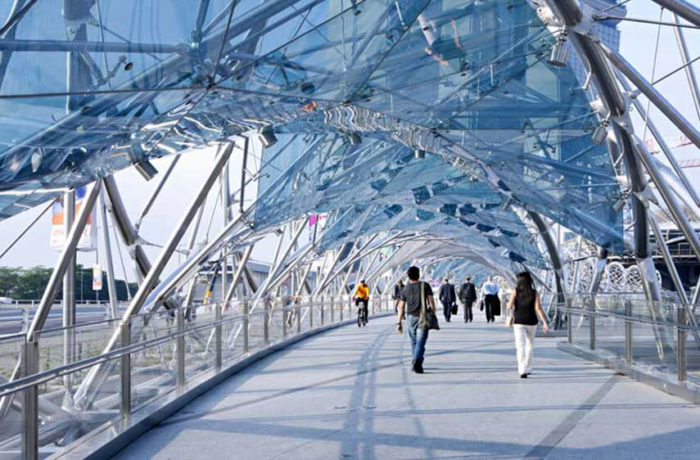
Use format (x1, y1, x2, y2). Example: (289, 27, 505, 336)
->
(513, 293, 538, 326)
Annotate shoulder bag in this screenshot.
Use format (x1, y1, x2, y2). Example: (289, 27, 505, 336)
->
(419, 282, 440, 330)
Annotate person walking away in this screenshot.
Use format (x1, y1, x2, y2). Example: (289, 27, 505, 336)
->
(396, 266, 436, 373)
(459, 276, 477, 323)
(480, 277, 500, 323)
(393, 280, 405, 313)
(507, 271, 549, 378)
(438, 278, 456, 322)
(353, 280, 370, 326)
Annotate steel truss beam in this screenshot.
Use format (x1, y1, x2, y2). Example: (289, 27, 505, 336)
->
(73, 142, 234, 409)
(542, 0, 662, 304)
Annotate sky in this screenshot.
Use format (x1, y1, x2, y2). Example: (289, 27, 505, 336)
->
(0, 1, 698, 286)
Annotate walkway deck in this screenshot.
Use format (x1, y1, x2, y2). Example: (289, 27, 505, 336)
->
(114, 316, 700, 459)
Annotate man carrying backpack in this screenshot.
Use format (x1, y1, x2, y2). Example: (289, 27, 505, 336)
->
(459, 276, 477, 323)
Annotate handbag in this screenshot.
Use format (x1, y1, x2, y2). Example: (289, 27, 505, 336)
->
(477, 298, 484, 311)
(419, 282, 440, 330)
(451, 303, 458, 315)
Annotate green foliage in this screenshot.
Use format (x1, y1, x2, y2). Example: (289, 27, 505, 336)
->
(0, 265, 137, 301)
(0, 267, 21, 296)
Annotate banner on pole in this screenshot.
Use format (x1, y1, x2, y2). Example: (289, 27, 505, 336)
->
(92, 264, 102, 291)
(50, 186, 97, 250)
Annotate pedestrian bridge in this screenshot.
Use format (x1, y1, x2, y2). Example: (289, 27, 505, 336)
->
(80, 314, 700, 459)
(1, 0, 700, 458)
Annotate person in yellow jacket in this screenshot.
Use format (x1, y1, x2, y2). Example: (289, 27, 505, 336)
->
(353, 280, 370, 326)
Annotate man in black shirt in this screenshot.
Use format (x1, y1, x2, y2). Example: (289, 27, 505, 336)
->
(396, 266, 436, 374)
(458, 276, 477, 323)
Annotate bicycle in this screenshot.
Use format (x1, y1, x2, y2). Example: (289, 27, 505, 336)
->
(355, 298, 368, 327)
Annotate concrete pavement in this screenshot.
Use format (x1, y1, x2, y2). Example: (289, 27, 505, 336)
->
(114, 315, 700, 459)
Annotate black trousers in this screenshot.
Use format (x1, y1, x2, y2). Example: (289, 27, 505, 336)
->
(463, 299, 474, 322)
(484, 295, 497, 322)
(441, 301, 451, 321)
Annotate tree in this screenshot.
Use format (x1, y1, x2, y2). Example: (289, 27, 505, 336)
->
(0, 267, 21, 297)
(14, 266, 53, 300)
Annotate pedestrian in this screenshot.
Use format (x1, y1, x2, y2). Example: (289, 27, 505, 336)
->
(396, 266, 437, 374)
(458, 276, 477, 323)
(438, 278, 456, 322)
(480, 276, 500, 323)
(393, 280, 405, 313)
(507, 271, 549, 378)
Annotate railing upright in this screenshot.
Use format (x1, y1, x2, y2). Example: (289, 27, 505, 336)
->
(242, 299, 249, 352)
(678, 306, 686, 382)
(282, 303, 287, 337)
(309, 297, 314, 329)
(176, 308, 185, 389)
(120, 319, 131, 419)
(320, 295, 325, 325)
(22, 335, 39, 460)
(263, 299, 270, 345)
(589, 298, 596, 350)
(625, 300, 633, 366)
(215, 303, 222, 370)
(296, 302, 302, 333)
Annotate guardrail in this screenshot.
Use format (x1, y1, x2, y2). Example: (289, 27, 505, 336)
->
(556, 294, 700, 392)
(0, 295, 394, 459)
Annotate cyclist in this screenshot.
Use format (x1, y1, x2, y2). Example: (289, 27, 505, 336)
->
(353, 280, 370, 326)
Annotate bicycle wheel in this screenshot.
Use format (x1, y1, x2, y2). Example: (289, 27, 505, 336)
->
(357, 309, 362, 327)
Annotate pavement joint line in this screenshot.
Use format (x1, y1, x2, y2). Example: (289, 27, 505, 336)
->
(523, 374, 619, 459)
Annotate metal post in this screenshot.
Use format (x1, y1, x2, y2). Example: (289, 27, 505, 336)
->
(282, 302, 287, 337)
(678, 305, 686, 382)
(176, 308, 185, 389)
(339, 298, 344, 321)
(625, 300, 633, 366)
(602, 44, 700, 148)
(330, 296, 335, 323)
(673, 14, 700, 122)
(215, 303, 222, 369)
(589, 299, 596, 351)
(263, 300, 270, 345)
(296, 303, 301, 333)
(320, 295, 325, 325)
(242, 298, 249, 352)
(309, 297, 314, 329)
(22, 336, 39, 460)
(650, 0, 700, 27)
(74, 145, 233, 408)
(63, 189, 76, 395)
(99, 182, 120, 320)
(120, 320, 131, 419)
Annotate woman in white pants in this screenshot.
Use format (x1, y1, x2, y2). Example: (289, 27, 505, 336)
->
(507, 272, 548, 378)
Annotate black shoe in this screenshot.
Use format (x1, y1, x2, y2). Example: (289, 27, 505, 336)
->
(520, 374, 527, 379)
(414, 359, 424, 374)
